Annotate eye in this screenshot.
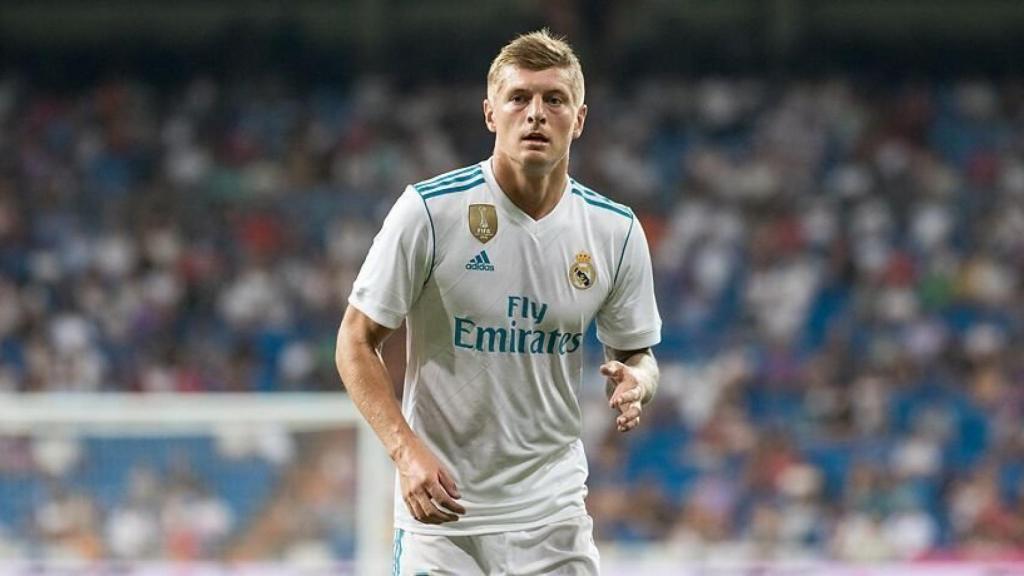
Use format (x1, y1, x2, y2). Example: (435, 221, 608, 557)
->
(547, 95, 564, 106)
(510, 94, 527, 104)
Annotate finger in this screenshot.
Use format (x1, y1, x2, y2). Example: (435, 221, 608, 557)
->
(610, 382, 642, 408)
(405, 495, 426, 522)
(617, 414, 640, 433)
(610, 385, 643, 407)
(415, 492, 457, 524)
(418, 488, 458, 523)
(600, 361, 625, 381)
(616, 403, 641, 426)
(438, 468, 462, 499)
(406, 492, 438, 524)
(428, 482, 466, 515)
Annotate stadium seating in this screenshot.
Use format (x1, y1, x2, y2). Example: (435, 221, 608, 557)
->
(0, 75, 1021, 560)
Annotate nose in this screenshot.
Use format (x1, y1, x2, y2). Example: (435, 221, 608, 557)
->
(526, 95, 546, 125)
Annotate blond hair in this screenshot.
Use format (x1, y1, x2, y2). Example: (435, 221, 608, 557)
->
(487, 29, 585, 106)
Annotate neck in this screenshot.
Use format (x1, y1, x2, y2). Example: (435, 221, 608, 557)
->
(491, 153, 569, 220)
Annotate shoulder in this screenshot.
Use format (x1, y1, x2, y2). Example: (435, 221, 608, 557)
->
(412, 163, 486, 202)
(567, 177, 635, 226)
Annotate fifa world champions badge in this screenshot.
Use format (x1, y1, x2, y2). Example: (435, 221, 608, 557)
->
(469, 204, 498, 243)
(569, 251, 595, 290)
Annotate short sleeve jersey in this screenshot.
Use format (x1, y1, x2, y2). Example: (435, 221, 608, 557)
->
(349, 159, 661, 535)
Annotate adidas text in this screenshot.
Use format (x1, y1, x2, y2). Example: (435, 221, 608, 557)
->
(465, 251, 495, 271)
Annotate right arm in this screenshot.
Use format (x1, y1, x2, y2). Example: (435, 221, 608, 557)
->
(336, 304, 465, 524)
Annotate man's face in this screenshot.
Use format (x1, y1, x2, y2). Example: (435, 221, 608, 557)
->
(484, 65, 587, 172)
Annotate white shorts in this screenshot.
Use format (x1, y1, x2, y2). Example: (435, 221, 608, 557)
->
(392, 514, 600, 576)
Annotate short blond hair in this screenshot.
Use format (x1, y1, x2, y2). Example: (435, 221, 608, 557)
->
(487, 29, 585, 106)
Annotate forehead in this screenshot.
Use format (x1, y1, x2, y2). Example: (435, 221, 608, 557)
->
(491, 65, 576, 95)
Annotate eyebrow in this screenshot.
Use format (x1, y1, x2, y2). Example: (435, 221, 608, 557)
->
(507, 86, 570, 97)
(490, 75, 579, 105)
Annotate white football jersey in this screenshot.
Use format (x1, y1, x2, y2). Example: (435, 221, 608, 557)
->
(349, 159, 661, 535)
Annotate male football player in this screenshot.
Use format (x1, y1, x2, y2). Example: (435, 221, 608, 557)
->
(337, 29, 661, 575)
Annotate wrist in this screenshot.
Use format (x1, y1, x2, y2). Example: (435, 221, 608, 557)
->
(630, 355, 658, 405)
(637, 370, 657, 405)
(641, 378, 654, 404)
(387, 428, 420, 463)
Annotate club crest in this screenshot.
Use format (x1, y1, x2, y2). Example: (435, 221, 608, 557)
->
(468, 204, 498, 243)
(569, 251, 596, 290)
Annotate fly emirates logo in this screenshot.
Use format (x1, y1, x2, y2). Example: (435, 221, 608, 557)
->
(453, 296, 583, 355)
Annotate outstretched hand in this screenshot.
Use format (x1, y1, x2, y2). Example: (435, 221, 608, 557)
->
(601, 360, 645, 433)
(394, 438, 466, 524)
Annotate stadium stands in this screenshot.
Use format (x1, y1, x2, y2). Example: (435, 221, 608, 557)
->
(0, 74, 1021, 560)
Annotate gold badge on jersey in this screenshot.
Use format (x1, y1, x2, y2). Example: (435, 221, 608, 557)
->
(569, 251, 596, 290)
(468, 204, 498, 244)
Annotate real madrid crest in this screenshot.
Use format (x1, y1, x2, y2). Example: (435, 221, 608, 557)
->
(569, 251, 596, 290)
(468, 204, 498, 244)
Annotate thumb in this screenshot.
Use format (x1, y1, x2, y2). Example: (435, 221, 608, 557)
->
(438, 466, 461, 499)
(600, 361, 625, 381)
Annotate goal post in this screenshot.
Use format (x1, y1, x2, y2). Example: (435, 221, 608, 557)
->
(0, 393, 393, 575)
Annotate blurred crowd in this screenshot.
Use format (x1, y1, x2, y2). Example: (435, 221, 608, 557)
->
(0, 428, 357, 562)
(0, 73, 1022, 560)
(582, 78, 1024, 560)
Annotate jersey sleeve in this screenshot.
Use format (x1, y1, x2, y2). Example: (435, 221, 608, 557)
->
(596, 216, 662, 351)
(348, 187, 434, 329)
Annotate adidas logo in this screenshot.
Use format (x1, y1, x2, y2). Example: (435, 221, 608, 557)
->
(465, 250, 495, 272)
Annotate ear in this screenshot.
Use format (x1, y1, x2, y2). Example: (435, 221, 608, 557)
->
(573, 103, 588, 139)
(483, 99, 496, 133)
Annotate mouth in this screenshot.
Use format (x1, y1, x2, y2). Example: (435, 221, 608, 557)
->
(522, 132, 550, 144)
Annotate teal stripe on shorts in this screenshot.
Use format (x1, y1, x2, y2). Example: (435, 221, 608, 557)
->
(393, 528, 405, 576)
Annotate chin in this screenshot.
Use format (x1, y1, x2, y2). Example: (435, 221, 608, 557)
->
(519, 154, 554, 171)
(523, 146, 562, 160)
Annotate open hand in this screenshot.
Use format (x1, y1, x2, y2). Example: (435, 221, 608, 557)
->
(601, 360, 645, 433)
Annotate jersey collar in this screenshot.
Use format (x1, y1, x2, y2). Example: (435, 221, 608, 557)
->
(481, 157, 572, 234)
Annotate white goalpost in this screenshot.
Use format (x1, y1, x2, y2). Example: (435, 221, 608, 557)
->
(0, 393, 393, 575)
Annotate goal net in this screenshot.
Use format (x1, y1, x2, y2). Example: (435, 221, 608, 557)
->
(0, 393, 393, 575)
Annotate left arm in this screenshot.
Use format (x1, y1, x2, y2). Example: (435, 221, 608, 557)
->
(597, 214, 661, 433)
(601, 346, 659, 433)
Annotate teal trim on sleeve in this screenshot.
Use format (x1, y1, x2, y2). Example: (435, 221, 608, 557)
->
(415, 164, 479, 189)
(416, 194, 437, 286)
(420, 177, 485, 199)
(613, 213, 635, 287)
(415, 167, 482, 193)
(569, 180, 632, 215)
(570, 188, 632, 219)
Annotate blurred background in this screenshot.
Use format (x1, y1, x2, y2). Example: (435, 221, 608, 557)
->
(1, 1, 1024, 574)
